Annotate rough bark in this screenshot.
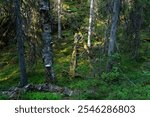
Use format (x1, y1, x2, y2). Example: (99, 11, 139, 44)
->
(39, 0, 55, 82)
(129, 1, 142, 59)
(29, 40, 36, 71)
(1, 84, 97, 99)
(103, 19, 111, 54)
(2, 84, 74, 99)
(107, 0, 120, 72)
(15, 0, 28, 87)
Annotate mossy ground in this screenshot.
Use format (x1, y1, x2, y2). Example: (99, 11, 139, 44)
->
(0, 38, 150, 100)
(0, 1, 150, 100)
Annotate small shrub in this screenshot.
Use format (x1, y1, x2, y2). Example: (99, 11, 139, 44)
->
(101, 67, 121, 82)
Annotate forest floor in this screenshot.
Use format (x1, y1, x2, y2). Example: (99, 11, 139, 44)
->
(0, 37, 150, 100)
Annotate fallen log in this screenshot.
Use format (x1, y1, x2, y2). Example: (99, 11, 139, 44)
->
(2, 83, 74, 99)
(1, 83, 98, 100)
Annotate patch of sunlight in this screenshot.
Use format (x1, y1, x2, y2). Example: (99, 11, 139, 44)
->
(93, 39, 105, 47)
(60, 48, 68, 53)
(62, 4, 70, 10)
(61, 43, 67, 46)
(0, 69, 18, 82)
(78, 60, 89, 66)
(96, 20, 105, 27)
(57, 56, 71, 63)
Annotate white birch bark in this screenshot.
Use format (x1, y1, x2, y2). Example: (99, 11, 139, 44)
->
(58, 0, 61, 39)
(87, 0, 94, 48)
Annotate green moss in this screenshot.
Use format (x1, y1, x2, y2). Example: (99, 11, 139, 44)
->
(20, 92, 63, 100)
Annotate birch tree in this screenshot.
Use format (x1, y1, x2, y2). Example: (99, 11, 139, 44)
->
(39, 0, 55, 82)
(87, 0, 94, 48)
(107, 0, 121, 72)
(58, 0, 61, 39)
(15, 0, 28, 87)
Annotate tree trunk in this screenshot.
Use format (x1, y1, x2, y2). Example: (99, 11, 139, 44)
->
(87, 0, 94, 48)
(58, 0, 61, 39)
(29, 40, 36, 71)
(107, 0, 120, 72)
(39, 0, 55, 83)
(15, 0, 28, 87)
(69, 33, 80, 78)
(130, 1, 142, 60)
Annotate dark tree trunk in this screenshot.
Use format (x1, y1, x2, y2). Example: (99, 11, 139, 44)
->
(29, 40, 36, 71)
(39, 0, 55, 83)
(129, 1, 142, 60)
(15, 0, 28, 87)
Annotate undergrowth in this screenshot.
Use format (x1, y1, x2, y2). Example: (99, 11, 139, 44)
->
(0, 1, 150, 100)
